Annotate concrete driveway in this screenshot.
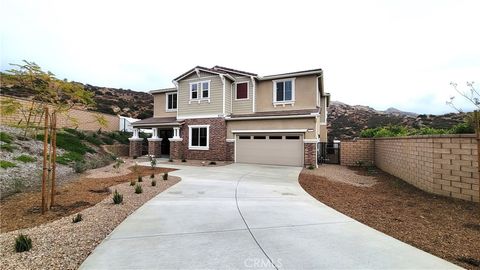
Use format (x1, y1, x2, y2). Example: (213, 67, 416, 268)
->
(80, 164, 459, 269)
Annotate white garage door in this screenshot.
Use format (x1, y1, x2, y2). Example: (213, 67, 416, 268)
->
(235, 134, 303, 166)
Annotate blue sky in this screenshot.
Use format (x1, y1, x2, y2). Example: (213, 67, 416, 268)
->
(1, 0, 479, 114)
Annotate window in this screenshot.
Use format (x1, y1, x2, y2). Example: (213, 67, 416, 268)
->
(239, 136, 251, 139)
(286, 136, 300, 140)
(189, 125, 209, 150)
(273, 79, 295, 103)
(166, 92, 177, 111)
(190, 81, 210, 100)
(235, 82, 248, 100)
(269, 136, 282, 140)
(253, 136, 266, 139)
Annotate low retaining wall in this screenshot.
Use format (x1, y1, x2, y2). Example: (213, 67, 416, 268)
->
(341, 135, 479, 202)
(103, 144, 130, 157)
(0, 95, 120, 131)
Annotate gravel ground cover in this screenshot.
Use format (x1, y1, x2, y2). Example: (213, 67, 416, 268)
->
(159, 159, 232, 167)
(304, 164, 377, 187)
(299, 165, 480, 269)
(1, 165, 176, 233)
(0, 168, 180, 269)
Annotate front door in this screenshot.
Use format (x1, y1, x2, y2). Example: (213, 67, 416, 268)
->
(159, 129, 172, 156)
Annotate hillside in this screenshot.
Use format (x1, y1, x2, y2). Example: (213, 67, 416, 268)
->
(0, 77, 154, 119)
(0, 76, 467, 139)
(328, 101, 467, 140)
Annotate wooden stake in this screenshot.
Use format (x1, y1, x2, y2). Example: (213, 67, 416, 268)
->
(41, 107, 49, 214)
(50, 112, 57, 207)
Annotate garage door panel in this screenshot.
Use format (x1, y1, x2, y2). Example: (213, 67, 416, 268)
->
(236, 134, 303, 166)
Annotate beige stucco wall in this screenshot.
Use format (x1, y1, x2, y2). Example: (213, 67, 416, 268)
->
(226, 117, 317, 140)
(232, 76, 254, 115)
(177, 73, 224, 117)
(153, 92, 177, 118)
(256, 75, 318, 112)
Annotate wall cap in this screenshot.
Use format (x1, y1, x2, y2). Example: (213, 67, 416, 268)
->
(128, 138, 143, 142)
(373, 134, 476, 140)
(168, 138, 183, 142)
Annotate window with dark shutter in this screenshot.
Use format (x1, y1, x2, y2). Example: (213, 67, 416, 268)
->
(236, 82, 248, 99)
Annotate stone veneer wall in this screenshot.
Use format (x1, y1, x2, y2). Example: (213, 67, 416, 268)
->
(129, 139, 143, 158)
(148, 139, 162, 157)
(103, 144, 129, 157)
(304, 143, 317, 167)
(340, 139, 375, 166)
(341, 135, 479, 202)
(179, 118, 228, 161)
(226, 141, 235, 161)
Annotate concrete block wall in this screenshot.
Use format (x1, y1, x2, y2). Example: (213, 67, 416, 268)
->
(340, 139, 375, 166)
(0, 95, 119, 131)
(340, 135, 479, 202)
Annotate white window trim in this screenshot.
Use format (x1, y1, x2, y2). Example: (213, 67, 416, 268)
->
(188, 125, 210, 150)
(165, 92, 178, 112)
(272, 78, 295, 106)
(235, 81, 250, 100)
(189, 80, 211, 102)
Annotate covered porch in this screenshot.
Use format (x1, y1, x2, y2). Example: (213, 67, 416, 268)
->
(129, 117, 183, 158)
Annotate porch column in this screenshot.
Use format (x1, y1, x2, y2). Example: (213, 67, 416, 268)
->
(129, 128, 143, 158)
(147, 128, 162, 157)
(169, 126, 183, 159)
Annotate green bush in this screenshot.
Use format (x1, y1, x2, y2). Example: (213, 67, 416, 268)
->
(0, 132, 13, 143)
(63, 128, 86, 140)
(100, 135, 114, 145)
(0, 160, 16, 169)
(151, 180, 156, 186)
(150, 173, 155, 179)
(37, 132, 95, 155)
(134, 183, 143, 194)
(105, 131, 130, 144)
(138, 176, 143, 182)
(450, 122, 475, 134)
(307, 165, 315, 170)
(72, 213, 83, 223)
(73, 161, 87, 173)
(15, 234, 32, 253)
(85, 134, 103, 146)
(57, 152, 84, 165)
(0, 143, 17, 152)
(163, 173, 168, 181)
(14, 155, 36, 163)
(112, 190, 123, 204)
(130, 179, 136, 186)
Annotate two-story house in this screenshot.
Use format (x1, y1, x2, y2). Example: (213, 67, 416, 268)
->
(129, 66, 330, 167)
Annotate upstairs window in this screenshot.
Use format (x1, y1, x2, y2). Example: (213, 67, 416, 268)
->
(274, 79, 295, 103)
(235, 82, 249, 100)
(166, 92, 177, 111)
(190, 81, 210, 100)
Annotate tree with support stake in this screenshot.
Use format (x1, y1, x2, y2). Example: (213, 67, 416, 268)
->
(448, 81, 480, 204)
(3, 60, 105, 214)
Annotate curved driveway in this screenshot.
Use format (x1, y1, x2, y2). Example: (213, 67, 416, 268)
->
(81, 164, 459, 269)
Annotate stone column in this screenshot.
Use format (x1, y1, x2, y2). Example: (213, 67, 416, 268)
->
(129, 128, 143, 158)
(147, 137, 162, 157)
(304, 142, 317, 168)
(226, 139, 235, 161)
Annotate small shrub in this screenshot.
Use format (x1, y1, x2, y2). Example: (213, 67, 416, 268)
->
(0, 160, 16, 169)
(130, 180, 136, 186)
(112, 189, 123, 204)
(14, 155, 36, 163)
(150, 173, 155, 179)
(151, 180, 156, 186)
(209, 161, 217, 165)
(113, 157, 124, 171)
(56, 151, 84, 165)
(138, 176, 143, 182)
(85, 134, 103, 146)
(133, 156, 138, 159)
(72, 213, 83, 223)
(168, 158, 173, 162)
(14, 234, 32, 253)
(149, 155, 156, 169)
(0, 132, 13, 143)
(355, 160, 365, 167)
(307, 165, 315, 170)
(73, 161, 87, 173)
(0, 143, 17, 152)
(163, 173, 168, 181)
(134, 183, 143, 194)
(181, 159, 186, 162)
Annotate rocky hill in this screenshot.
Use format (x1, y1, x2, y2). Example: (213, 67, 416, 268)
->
(0, 76, 467, 138)
(0, 77, 154, 119)
(328, 101, 467, 140)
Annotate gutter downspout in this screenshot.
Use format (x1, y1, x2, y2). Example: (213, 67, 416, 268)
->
(251, 76, 256, 113)
(220, 74, 226, 116)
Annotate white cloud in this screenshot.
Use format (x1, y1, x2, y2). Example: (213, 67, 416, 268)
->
(1, 0, 479, 114)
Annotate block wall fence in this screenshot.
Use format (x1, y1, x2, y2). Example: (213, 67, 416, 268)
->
(341, 135, 479, 202)
(0, 95, 120, 131)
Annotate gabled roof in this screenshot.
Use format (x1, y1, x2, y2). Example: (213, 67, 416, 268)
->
(212, 66, 258, 77)
(173, 66, 235, 81)
(259, 68, 323, 80)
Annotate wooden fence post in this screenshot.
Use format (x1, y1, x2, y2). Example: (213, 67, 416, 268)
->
(50, 112, 57, 207)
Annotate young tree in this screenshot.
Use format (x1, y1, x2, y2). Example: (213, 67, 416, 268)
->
(3, 60, 103, 213)
(448, 81, 480, 202)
